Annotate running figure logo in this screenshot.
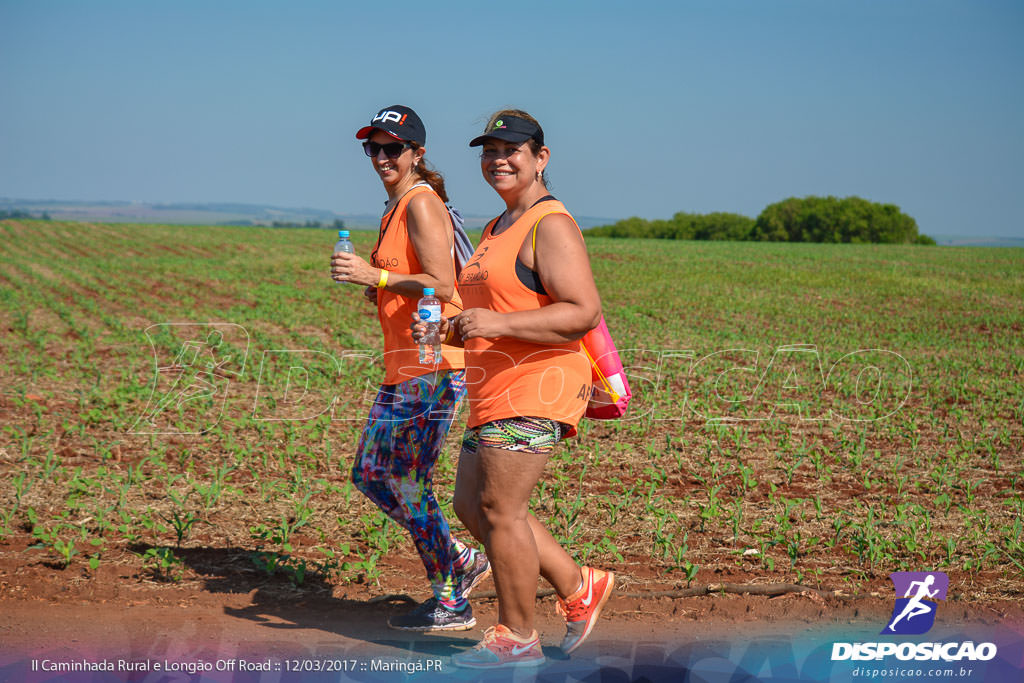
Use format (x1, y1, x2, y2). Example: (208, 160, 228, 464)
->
(130, 323, 249, 435)
(882, 571, 948, 635)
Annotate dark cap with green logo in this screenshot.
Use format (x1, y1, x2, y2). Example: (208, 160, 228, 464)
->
(469, 115, 544, 147)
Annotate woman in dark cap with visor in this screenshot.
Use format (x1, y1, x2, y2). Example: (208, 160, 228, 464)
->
(415, 109, 614, 668)
(331, 105, 489, 631)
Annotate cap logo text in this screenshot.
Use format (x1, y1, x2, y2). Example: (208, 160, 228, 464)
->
(372, 110, 403, 125)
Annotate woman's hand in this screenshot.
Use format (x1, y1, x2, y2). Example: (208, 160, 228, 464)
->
(410, 312, 451, 343)
(331, 252, 379, 287)
(363, 286, 378, 305)
(452, 308, 508, 340)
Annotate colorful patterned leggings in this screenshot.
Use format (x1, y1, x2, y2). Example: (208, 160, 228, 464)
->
(351, 370, 469, 603)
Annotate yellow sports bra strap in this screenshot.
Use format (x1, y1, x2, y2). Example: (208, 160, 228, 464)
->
(530, 210, 581, 252)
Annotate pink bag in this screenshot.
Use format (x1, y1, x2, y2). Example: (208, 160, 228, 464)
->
(526, 207, 631, 420)
(581, 317, 631, 419)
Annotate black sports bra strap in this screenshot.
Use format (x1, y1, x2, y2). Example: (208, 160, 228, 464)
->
(529, 194, 557, 208)
(487, 196, 557, 239)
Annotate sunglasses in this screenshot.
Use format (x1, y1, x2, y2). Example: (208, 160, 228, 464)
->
(362, 140, 412, 158)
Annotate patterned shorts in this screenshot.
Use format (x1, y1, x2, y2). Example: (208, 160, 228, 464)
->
(460, 416, 564, 455)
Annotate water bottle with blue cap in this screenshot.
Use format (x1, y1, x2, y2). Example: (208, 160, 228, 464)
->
(417, 287, 441, 365)
(333, 231, 355, 284)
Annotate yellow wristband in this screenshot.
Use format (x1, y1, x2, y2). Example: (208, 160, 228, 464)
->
(376, 269, 389, 289)
(443, 324, 454, 344)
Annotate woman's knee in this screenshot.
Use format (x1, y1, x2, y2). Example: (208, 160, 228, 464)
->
(477, 491, 527, 530)
(351, 463, 368, 488)
(352, 462, 388, 499)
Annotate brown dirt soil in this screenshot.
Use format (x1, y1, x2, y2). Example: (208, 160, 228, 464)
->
(1, 545, 1022, 681)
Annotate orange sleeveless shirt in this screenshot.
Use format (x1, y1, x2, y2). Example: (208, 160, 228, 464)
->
(372, 185, 465, 384)
(457, 199, 591, 431)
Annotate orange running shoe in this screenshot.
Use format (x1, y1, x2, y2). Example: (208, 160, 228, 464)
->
(451, 624, 545, 669)
(556, 566, 615, 655)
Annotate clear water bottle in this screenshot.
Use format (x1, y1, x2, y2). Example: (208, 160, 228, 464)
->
(417, 288, 442, 365)
(333, 230, 354, 284)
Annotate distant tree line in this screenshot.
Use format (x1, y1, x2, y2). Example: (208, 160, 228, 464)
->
(218, 218, 346, 229)
(590, 211, 754, 241)
(270, 218, 346, 229)
(587, 196, 935, 245)
(0, 209, 51, 220)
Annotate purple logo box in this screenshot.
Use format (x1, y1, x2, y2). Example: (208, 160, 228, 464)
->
(882, 571, 949, 635)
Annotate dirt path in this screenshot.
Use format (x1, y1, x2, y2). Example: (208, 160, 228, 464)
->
(2, 589, 1021, 682)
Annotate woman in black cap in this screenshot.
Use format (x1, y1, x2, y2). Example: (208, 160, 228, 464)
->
(416, 109, 614, 668)
(331, 105, 489, 632)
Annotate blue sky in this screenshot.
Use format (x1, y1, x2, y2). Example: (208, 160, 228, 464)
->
(1, 1, 1022, 236)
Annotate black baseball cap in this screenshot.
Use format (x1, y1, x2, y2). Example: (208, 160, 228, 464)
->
(356, 105, 426, 145)
(469, 115, 544, 147)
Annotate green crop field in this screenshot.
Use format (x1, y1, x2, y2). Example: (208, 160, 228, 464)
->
(0, 219, 1021, 600)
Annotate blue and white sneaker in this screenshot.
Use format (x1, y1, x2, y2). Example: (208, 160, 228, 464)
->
(387, 597, 476, 632)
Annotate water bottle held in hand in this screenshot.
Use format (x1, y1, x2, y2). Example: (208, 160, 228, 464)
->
(333, 230, 354, 285)
(417, 288, 442, 365)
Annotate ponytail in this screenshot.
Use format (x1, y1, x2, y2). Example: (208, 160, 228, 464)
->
(410, 143, 448, 203)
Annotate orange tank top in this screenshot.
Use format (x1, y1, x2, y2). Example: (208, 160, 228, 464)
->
(372, 184, 465, 384)
(458, 199, 591, 431)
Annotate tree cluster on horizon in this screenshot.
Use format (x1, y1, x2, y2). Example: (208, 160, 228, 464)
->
(587, 196, 935, 245)
(0, 209, 51, 221)
(217, 218, 346, 229)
